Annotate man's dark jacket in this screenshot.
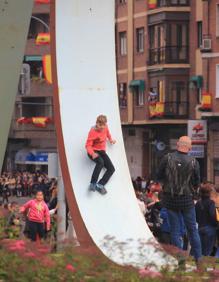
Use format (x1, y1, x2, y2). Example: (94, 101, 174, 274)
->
(157, 151, 201, 210)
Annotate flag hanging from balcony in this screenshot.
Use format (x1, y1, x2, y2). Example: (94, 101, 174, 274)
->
(149, 102, 164, 118)
(32, 117, 52, 128)
(148, 0, 157, 9)
(43, 55, 52, 84)
(35, 0, 50, 3)
(200, 92, 212, 110)
(17, 117, 31, 124)
(36, 33, 50, 45)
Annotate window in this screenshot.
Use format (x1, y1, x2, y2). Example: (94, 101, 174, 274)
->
(119, 31, 127, 55)
(21, 97, 51, 117)
(197, 21, 202, 48)
(118, 83, 127, 107)
(23, 57, 44, 79)
(136, 27, 144, 53)
(135, 87, 144, 106)
(217, 5, 219, 37)
(166, 81, 188, 116)
(216, 65, 219, 98)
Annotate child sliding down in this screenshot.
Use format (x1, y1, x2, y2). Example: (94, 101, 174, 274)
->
(85, 115, 116, 195)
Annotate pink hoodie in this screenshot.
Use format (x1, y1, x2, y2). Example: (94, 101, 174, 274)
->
(20, 199, 50, 230)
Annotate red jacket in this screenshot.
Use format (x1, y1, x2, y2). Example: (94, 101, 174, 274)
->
(85, 126, 113, 157)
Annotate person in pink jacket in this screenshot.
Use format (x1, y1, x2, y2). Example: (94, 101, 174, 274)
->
(85, 115, 116, 195)
(20, 190, 50, 241)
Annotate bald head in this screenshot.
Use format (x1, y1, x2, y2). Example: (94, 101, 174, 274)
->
(177, 136, 192, 153)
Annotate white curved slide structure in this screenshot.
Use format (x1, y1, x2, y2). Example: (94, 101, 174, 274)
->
(52, 0, 175, 268)
(0, 0, 33, 170)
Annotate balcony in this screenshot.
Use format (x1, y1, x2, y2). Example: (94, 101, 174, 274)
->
(10, 117, 55, 139)
(149, 46, 189, 65)
(157, 0, 189, 8)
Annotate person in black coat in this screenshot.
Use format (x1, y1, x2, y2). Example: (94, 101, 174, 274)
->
(195, 183, 217, 256)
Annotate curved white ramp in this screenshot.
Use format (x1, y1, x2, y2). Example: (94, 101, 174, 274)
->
(0, 0, 33, 170)
(53, 0, 175, 268)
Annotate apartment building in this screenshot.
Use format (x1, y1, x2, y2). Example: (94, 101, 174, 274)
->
(4, 1, 57, 172)
(116, 0, 192, 179)
(190, 0, 219, 185)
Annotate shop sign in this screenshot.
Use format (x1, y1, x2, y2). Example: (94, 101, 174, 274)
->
(188, 120, 207, 144)
(188, 145, 205, 158)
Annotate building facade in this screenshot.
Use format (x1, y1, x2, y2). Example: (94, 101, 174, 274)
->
(116, 0, 192, 180)
(4, 1, 219, 185)
(4, 2, 57, 173)
(190, 0, 219, 185)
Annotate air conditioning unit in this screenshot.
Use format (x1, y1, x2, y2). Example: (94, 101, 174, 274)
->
(200, 38, 212, 51)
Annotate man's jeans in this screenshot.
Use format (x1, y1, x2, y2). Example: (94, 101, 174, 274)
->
(167, 207, 202, 260)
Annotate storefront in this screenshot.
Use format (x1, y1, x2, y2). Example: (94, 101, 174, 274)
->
(14, 149, 56, 173)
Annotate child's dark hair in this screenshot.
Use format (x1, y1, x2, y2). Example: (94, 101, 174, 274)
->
(199, 182, 214, 199)
(35, 189, 44, 195)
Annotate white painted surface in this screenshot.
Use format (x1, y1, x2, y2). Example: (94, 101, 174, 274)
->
(55, 0, 175, 268)
(0, 0, 33, 170)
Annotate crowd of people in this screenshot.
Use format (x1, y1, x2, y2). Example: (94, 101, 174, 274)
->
(0, 171, 57, 202)
(1, 133, 219, 271)
(133, 177, 219, 260)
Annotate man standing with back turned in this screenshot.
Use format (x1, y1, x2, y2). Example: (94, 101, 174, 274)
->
(157, 136, 202, 268)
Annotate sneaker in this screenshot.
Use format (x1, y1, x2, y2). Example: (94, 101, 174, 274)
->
(96, 183, 107, 195)
(89, 183, 96, 192)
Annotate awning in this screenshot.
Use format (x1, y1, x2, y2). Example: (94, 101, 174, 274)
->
(24, 55, 42, 62)
(129, 80, 145, 92)
(189, 75, 203, 88)
(15, 149, 48, 165)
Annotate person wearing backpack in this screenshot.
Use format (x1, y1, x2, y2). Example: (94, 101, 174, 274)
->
(157, 136, 202, 268)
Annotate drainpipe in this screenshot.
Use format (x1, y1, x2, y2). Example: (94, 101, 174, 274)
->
(127, 0, 134, 123)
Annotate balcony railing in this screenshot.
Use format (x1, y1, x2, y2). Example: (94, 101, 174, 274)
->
(164, 101, 188, 118)
(149, 46, 189, 65)
(157, 0, 189, 7)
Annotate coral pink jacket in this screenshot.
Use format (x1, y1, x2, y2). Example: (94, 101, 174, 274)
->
(85, 126, 113, 157)
(20, 199, 50, 230)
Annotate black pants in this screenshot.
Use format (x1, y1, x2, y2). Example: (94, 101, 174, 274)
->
(28, 220, 45, 241)
(89, 150, 115, 186)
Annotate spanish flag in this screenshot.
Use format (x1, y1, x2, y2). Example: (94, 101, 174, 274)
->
(201, 92, 212, 110)
(35, 0, 50, 3)
(148, 0, 157, 9)
(32, 117, 51, 128)
(17, 117, 32, 124)
(43, 55, 52, 84)
(36, 33, 50, 45)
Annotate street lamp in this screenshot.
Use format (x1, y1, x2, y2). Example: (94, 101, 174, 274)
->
(31, 15, 50, 32)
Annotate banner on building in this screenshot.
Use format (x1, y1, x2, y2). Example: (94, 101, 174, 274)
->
(35, 0, 50, 4)
(43, 55, 52, 84)
(17, 117, 52, 128)
(36, 33, 50, 45)
(148, 0, 157, 9)
(32, 117, 52, 127)
(200, 91, 212, 110)
(188, 120, 207, 144)
(149, 102, 164, 118)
